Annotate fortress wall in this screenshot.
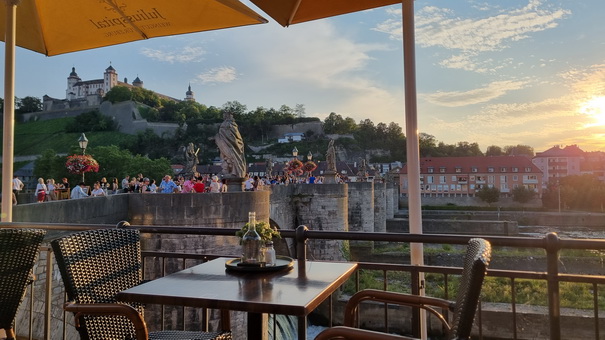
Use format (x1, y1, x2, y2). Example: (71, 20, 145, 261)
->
(269, 121, 324, 139)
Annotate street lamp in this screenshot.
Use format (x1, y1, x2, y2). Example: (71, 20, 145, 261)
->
(78, 133, 88, 183)
(307, 151, 312, 161)
(292, 147, 298, 158)
(78, 133, 88, 155)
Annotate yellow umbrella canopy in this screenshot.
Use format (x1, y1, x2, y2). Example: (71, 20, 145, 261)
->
(250, 0, 400, 26)
(0, 0, 267, 56)
(1, 0, 267, 222)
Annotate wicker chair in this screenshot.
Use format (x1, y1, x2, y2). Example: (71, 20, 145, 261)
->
(315, 238, 492, 340)
(0, 228, 46, 340)
(51, 228, 231, 340)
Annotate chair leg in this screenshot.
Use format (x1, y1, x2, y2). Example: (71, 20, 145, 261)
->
(5, 327, 16, 340)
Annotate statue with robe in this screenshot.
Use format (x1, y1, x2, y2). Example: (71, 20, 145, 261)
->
(215, 111, 246, 178)
(184, 142, 199, 175)
(326, 139, 337, 172)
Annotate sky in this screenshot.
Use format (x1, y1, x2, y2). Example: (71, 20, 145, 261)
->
(1, 0, 605, 153)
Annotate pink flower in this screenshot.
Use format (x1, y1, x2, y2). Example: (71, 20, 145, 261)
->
(65, 154, 99, 175)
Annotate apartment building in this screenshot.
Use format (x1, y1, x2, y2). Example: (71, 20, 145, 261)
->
(532, 145, 584, 187)
(399, 156, 543, 197)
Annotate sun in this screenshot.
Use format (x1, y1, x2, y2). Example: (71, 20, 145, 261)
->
(580, 96, 605, 126)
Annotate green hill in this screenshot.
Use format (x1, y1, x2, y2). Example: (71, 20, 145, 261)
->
(2, 118, 136, 156)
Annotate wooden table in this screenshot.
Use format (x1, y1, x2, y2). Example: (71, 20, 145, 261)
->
(117, 257, 357, 340)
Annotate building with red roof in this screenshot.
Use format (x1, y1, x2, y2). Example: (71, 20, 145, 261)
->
(399, 156, 542, 198)
(532, 145, 585, 186)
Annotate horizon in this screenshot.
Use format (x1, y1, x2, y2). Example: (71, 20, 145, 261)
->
(1, 0, 604, 152)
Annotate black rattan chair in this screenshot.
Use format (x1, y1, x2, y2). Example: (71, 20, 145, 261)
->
(0, 228, 46, 340)
(51, 228, 231, 340)
(315, 238, 492, 340)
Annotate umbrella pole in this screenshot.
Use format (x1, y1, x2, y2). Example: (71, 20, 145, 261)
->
(1, 0, 17, 222)
(402, 0, 426, 339)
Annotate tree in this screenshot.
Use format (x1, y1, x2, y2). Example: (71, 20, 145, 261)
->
(485, 145, 503, 156)
(222, 101, 247, 116)
(65, 110, 117, 132)
(34, 149, 66, 181)
(504, 144, 534, 157)
(16, 96, 42, 113)
(294, 103, 306, 118)
(476, 186, 500, 206)
(104, 86, 132, 103)
(512, 186, 535, 204)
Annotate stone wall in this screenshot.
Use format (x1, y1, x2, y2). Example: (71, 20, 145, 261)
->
(400, 195, 543, 209)
(347, 182, 374, 233)
(269, 121, 324, 139)
(386, 218, 519, 236)
(13, 194, 129, 224)
(269, 184, 349, 261)
(374, 182, 387, 234)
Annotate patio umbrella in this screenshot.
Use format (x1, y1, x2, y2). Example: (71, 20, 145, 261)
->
(1, 0, 267, 221)
(250, 0, 426, 336)
(250, 0, 400, 27)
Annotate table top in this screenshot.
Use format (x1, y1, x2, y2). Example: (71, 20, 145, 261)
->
(117, 257, 357, 316)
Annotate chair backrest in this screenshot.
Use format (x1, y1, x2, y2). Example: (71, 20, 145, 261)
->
(0, 228, 46, 329)
(51, 228, 143, 339)
(449, 238, 491, 340)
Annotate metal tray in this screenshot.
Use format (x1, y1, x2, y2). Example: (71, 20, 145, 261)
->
(225, 255, 294, 272)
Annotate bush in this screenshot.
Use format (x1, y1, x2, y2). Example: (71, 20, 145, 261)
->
(65, 110, 117, 132)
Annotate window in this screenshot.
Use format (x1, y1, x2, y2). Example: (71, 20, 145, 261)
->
(458, 177, 468, 182)
(455, 167, 462, 173)
(428, 167, 434, 173)
(488, 175, 495, 184)
(500, 167, 507, 172)
(452, 176, 457, 182)
(471, 167, 478, 173)
(513, 175, 518, 181)
(439, 167, 446, 173)
(488, 167, 494, 172)
(470, 176, 475, 181)
(439, 176, 446, 184)
(525, 167, 532, 172)
(512, 167, 519, 172)
(500, 176, 507, 183)
(427, 176, 434, 184)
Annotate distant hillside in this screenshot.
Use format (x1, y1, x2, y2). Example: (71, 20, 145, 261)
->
(2, 117, 136, 157)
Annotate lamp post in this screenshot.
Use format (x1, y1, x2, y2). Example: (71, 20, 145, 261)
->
(78, 133, 88, 183)
(292, 146, 298, 159)
(307, 151, 312, 161)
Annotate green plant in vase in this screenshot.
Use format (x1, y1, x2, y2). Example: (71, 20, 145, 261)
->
(236, 221, 281, 244)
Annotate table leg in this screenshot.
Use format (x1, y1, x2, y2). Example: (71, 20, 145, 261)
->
(247, 312, 268, 340)
(297, 316, 307, 340)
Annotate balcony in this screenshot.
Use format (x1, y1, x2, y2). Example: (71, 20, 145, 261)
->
(2, 223, 605, 340)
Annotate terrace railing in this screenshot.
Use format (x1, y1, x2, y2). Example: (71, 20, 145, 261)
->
(2, 222, 605, 340)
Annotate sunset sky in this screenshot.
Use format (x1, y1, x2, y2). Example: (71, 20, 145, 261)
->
(2, 0, 604, 153)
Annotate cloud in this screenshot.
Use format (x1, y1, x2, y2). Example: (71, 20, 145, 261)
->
(423, 62, 605, 151)
(422, 80, 529, 107)
(194, 66, 238, 84)
(226, 21, 402, 122)
(374, 1, 570, 72)
(140, 46, 206, 63)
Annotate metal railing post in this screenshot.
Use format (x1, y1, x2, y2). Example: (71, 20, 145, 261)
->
(545, 232, 561, 340)
(295, 225, 308, 263)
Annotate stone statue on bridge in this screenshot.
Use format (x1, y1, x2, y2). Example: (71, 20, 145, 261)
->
(216, 111, 246, 179)
(183, 142, 200, 176)
(324, 139, 338, 183)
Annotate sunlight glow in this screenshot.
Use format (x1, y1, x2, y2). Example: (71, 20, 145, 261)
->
(580, 96, 605, 127)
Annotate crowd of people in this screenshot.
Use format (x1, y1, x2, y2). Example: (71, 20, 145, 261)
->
(14, 171, 347, 204)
